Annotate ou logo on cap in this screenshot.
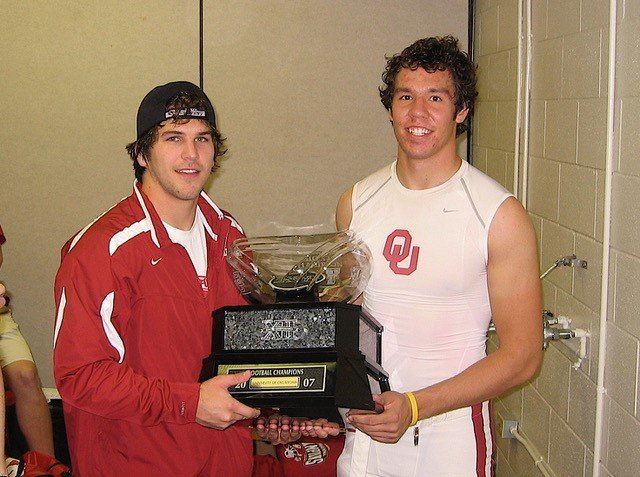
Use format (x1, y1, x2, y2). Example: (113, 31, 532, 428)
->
(383, 229, 420, 275)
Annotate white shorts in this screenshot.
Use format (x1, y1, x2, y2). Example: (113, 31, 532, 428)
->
(0, 306, 35, 368)
(337, 402, 494, 477)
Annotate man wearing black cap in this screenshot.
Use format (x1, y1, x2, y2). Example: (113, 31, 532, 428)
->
(53, 81, 261, 475)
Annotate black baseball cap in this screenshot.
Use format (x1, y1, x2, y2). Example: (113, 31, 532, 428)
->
(136, 81, 217, 139)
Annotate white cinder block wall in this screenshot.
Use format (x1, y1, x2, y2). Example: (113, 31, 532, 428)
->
(474, 0, 640, 476)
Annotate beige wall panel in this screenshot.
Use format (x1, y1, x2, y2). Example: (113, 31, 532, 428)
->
(619, 97, 640, 176)
(496, 0, 518, 51)
(562, 29, 604, 100)
(473, 146, 489, 172)
(200, 0, 468, 236)
(617, 16, 640, 97)
(545, 99, 578, 163)
(474, 100, 498, 149)
(477, 5, 499, 55)
(536, 344, 571, 419)
(531, 38, 563, 101)
(607, 399, 640, 476)
(510, 441, 545, 477)
(611, 172, 640, 257)
(485, 150, 508, 189)
(603, 323, 638, 416)
(495, 101, 517, 151)
(567, 367, 597, 450)
(558, 162, 597, 237)
(1, 1, 468, 387)
(529, 100, 546, 158)
(528, 157, 560, 221)
(573, 234, 603, 313)
(547, 0, 581, 38)
(548, 412, 587, 477)
(485, 51, 513, 101)
(521, 387, 551, 462)
(1, 1, 200, 386)
(475, 1, 640, 475)
(577, 98, 607, 170)
(581, 0, 610, 32)
(612, 21, 640, 469)
(495, 451, 515, 477)
(612, 251, 640, 339)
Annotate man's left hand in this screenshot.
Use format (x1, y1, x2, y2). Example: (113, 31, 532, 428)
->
(346, 391, 413, 444)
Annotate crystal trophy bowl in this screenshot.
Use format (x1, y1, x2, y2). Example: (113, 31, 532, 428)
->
(203, 231, 389, 422)
(226, 231, 372, 304)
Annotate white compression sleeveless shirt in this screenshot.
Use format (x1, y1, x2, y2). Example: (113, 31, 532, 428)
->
(349, 160, 513, 393)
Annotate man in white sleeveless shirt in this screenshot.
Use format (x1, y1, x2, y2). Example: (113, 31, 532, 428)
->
(335, 37, 542, 477)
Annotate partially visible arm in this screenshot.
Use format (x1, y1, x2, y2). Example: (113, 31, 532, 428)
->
(348, 197, 543, 442)
(336, 187, 354, 232)
(335, 187, 362, 308)
(415, 197, 542, 412)
(0, 234, 8, 470)
(0, 372, 5, 476)
(54, 248, 257, 428)
(0, 241, 6, 308)
(54, 266, 201, 426)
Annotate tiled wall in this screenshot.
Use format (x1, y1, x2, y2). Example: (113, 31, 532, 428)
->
(474, 0, 640, 475)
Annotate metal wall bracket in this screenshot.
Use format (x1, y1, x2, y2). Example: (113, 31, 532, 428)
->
(540, 254, 588, 279)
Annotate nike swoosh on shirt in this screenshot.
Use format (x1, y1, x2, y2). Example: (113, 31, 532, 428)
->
(151, 258, 162, 265)
(442, 208, 459, 213)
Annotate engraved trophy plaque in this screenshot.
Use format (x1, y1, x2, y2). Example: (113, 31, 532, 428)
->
(204, 231, 389, 422)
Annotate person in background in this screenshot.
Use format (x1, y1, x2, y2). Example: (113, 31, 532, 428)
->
(335, 36, 543, 476)
(0, 282, 6, 308)
(253, 413, 344, 477)
(0, 224, 55, 459)
(0, 282, 6, 477)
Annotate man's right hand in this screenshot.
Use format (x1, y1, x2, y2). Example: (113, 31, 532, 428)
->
(0, 283, 6, 307)
(195, 370, 260, 429)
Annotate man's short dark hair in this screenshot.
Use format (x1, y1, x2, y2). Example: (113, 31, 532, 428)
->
(379, 36, 478, 136)
(125, 93, 227, 182)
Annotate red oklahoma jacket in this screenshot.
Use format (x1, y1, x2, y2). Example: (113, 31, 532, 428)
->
(53, 183, 252, 476)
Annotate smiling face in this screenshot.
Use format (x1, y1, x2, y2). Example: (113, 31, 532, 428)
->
(390, 67, 468, 166)
(138, 119, 215, 211)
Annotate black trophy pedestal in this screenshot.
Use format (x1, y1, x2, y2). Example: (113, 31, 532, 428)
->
(202, 302, 389, 423)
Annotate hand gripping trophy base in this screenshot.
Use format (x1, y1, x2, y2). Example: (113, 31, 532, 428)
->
(201, 232, 390, 424)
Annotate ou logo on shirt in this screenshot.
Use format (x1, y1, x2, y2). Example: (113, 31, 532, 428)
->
(383, 229, 420, 275)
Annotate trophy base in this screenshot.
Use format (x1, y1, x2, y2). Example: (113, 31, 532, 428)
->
(214, 353, 389, 424)
(204, 302, 390, 423)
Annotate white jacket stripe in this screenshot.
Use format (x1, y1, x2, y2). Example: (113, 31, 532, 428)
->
(100, 292, 125, 363)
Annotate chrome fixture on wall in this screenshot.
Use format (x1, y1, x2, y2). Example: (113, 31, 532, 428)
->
(489, 254, 590, 365)
(540, 254, 587, 279)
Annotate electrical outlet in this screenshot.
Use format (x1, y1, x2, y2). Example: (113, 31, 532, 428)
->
(502, 420, 518, 438)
